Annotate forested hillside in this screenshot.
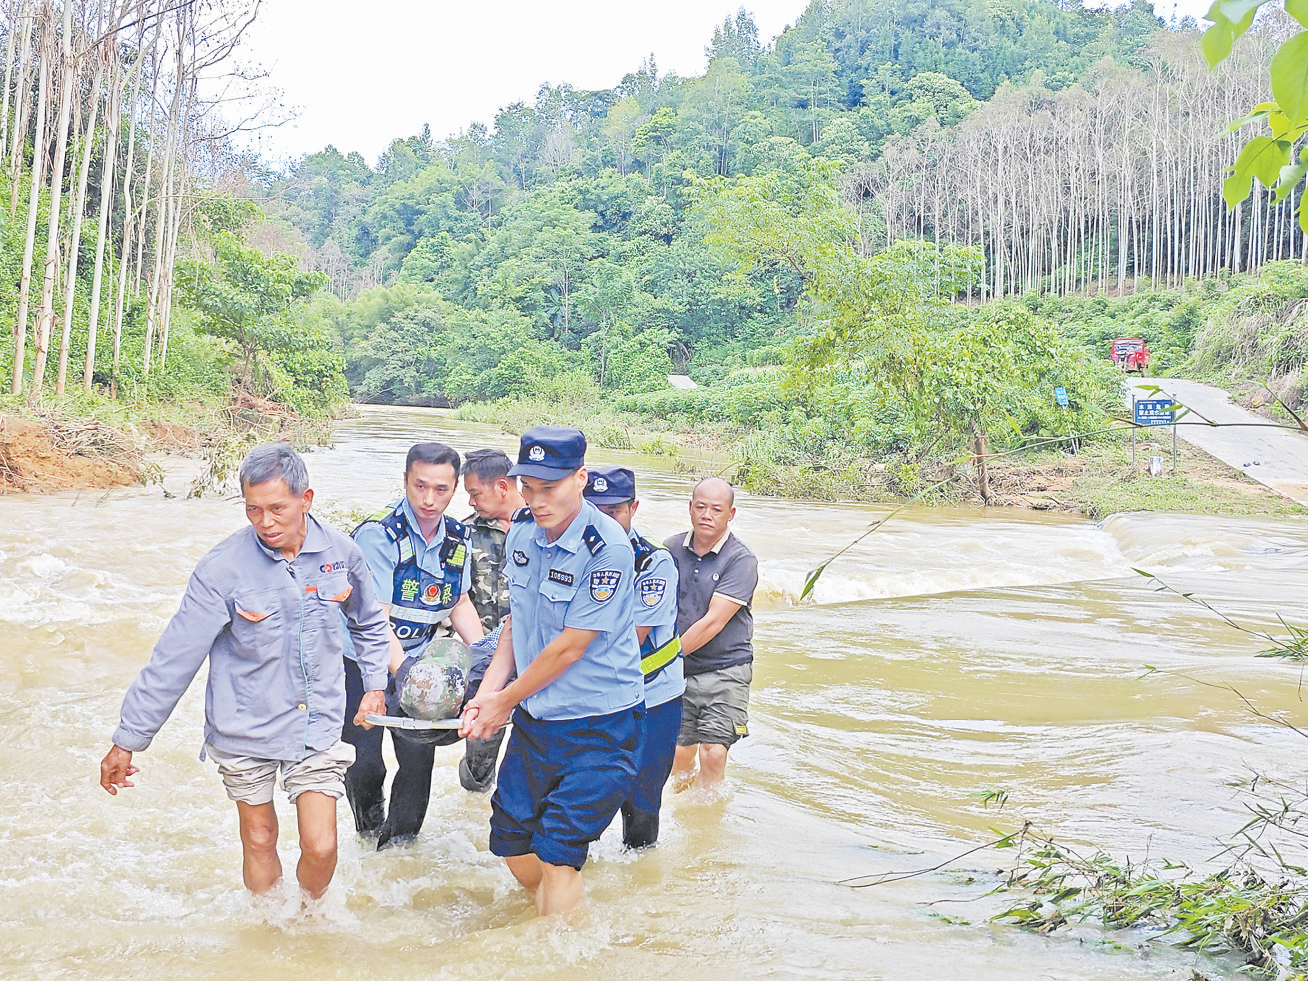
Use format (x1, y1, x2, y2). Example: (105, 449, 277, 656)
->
(260, 0, 1230, 404)
(245, 0, 1308, 504)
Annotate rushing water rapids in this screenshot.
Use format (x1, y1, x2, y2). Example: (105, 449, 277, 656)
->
(3, 405, 1307, 980)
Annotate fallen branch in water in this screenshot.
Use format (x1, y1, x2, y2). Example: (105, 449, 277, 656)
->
(838, 826, 1026, 889)
(1134, 569, 1308, 666)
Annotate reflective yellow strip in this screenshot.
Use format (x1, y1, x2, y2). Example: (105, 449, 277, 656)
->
(640, 636, 681, 677)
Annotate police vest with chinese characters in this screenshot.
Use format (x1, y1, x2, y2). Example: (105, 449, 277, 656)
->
(354, 501, 470, 648)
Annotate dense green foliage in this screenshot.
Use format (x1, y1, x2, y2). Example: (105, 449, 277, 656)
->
(175, 232, 345, 415)
(249, 0, 1308, 499)
(261, 0, 1170, 408)
(1023, 261, 1308, 386)
(0, 171, 221, 404)
(0, 178, 347, 416)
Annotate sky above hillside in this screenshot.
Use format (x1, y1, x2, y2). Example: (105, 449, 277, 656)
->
(229, 0, 1215, 167)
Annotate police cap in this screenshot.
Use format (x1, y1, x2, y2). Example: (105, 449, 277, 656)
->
(584, 465, 635, 505)
(509, 425, 587, 479)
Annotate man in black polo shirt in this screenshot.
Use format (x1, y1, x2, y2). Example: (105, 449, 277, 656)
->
(665, 476, 758, 790)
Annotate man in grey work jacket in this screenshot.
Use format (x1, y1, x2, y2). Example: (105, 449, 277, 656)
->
(99, 443, 391, 901)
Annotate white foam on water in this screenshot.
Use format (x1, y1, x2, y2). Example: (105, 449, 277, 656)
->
(756, 520, 1138, 606)
(1101, 511, 1308, 573)
(748, 510, 1308, 607)
(17, 552, 69, 577)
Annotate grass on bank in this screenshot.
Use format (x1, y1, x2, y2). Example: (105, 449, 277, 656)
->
(453, 391, 1304, 517)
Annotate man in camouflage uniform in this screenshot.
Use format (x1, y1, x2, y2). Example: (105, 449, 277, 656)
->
(458, 448, 525, 791)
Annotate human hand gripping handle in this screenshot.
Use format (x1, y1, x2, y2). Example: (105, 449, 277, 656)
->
(354, 689, 386, 728)
(459, 690, 510, 741)
(99, 745, 139, 795)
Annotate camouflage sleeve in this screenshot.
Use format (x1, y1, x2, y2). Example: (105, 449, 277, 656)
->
(468, 525, 507, 633)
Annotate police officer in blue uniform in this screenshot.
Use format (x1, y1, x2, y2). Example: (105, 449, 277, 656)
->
(460, 426, 643, 916)
(584, 465, 683, 849)
(344, 442, 484, 849)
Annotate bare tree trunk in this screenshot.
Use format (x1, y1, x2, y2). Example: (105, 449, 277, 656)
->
(90, 32, 123, 393)
(11, 22, 47, 396)
(30, 0, 76, 396)
(110, 1, 158, 381)
(142, 18, 183, 376)
(58, 12, 107, 394)
(0, 0, 22, 162)
(131, 44, 159, 296)
(972, 420, 991, 506)
(8, 3, 34, 216)
(157, 56, 194, 373)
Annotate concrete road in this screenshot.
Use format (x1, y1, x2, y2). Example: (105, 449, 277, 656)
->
(1128, 378, 1308, 507)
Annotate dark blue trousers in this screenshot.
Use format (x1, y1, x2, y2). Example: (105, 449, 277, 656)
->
(342, 656, 434, 848)
(620, 694, 683, 848)
(490, 705, 640, 870)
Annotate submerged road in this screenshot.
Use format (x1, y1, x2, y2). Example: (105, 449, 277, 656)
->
(1129, 377, 1308, 506)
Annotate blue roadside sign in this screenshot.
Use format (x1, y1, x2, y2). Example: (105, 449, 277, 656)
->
(1134, 398, 1175, 426)
(1053, 386, 1069, 407)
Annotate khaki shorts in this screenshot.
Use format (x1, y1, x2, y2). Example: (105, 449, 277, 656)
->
(678, 662, 752, 748)
(207, 740, 356, 805)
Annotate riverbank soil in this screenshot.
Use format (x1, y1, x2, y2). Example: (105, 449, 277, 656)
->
(0, 414, 150, 493)
(0, 389, 338, 496)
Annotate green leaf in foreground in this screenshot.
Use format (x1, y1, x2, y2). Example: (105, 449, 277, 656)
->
(1224, 136, 1292, 207)
(1270, 31, 1308, 126)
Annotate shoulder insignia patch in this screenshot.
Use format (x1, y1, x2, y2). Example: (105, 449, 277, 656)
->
(512, 507, 534, 523)
(639, 577, 667, 608)
(512, 549, 528, 566)
(589, 569, 622, 602)
(445, 516, 469, 540)
(582, 524, 605, 556)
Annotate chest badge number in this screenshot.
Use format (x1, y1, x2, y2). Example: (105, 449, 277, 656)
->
(590, 570, 622, 603)
(512, 550, 528, 566)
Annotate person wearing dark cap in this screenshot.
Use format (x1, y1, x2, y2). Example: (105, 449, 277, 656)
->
(342, 442, 484, 849)
(459, 425, 643, 916)
(584, 465, 683, 849)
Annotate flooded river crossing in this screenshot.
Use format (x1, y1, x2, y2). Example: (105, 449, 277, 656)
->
(2, 405, 1307, 980)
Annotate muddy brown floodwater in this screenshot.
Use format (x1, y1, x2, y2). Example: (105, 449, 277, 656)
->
(2, 405, 1307, 980)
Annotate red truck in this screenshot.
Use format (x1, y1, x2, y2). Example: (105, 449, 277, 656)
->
(1109, 338, 1150, 374)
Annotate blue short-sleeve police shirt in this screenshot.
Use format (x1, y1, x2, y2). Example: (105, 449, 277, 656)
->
(632, 530, 683, 708)
(506, 500, 643, 721)
(347, 501, 472, 657)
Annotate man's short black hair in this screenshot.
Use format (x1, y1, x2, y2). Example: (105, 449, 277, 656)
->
(405, 442, 461, 476)
(462, 447, 513, 483)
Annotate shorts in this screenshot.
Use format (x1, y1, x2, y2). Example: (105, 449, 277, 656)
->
(207, 740, 356, 805)
(489, 705, 640, 870)
(678, 662, 752, 748)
